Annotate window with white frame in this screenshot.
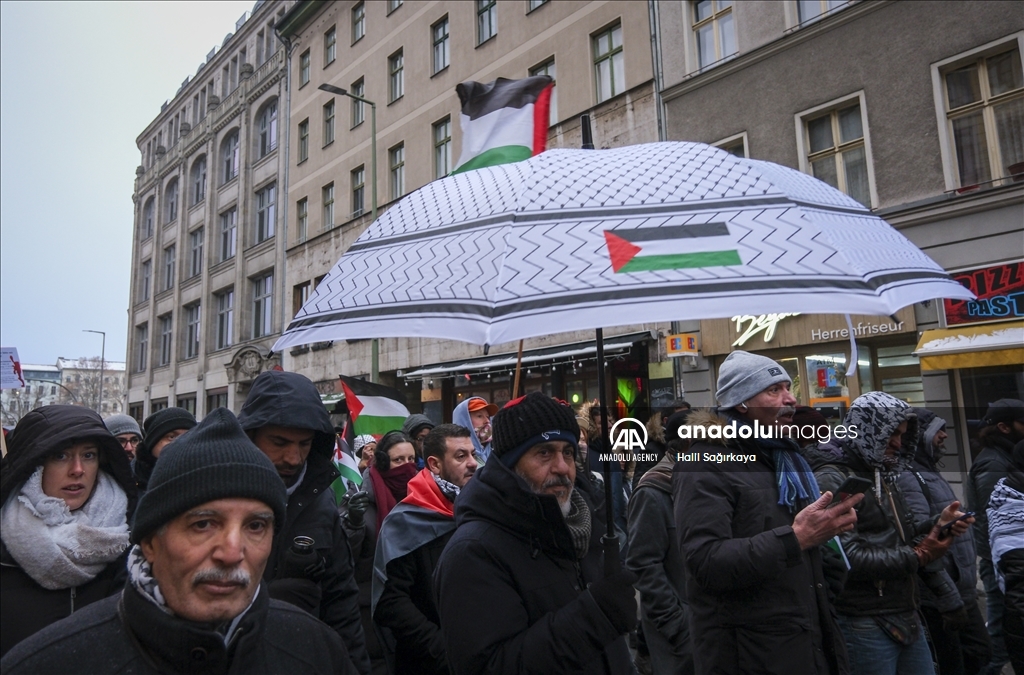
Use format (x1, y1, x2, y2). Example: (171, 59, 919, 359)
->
(135, 324, 148, 372)
(252, 273, 274, 339)
(297, 197, 308, 241)
(258, 100, 278, 157)
(184, 302, 201, 359)
(142, 198, 154, 239)
(140, 260, 151, 301)
(188, 228, 203, 278)
(215, 288, 234, 349)
(389, 50, 404, 102)
(797, 0, 848, 25)
(219, 207, 237, 261)
(256, 183, 276, 243)
(222, 131, 239, 183)
(530, 59, 557, 125)
(352, 3, 365, 43)
(390, 144, 405, 200)
(800, 98, 872, 206)
(293, 281, 311, 315)
(325, 26, 337, 66)
(298, 119, 309, 162)
(714, 133, 748, 158)
(388, 0, 402, 13)
(323, 183, 335, 227)
(529, 0, 549, 11)
(163, 245, 176, 291)
(159, 314, 173, 366)
(593, 24, 624, 103)
(324, 100, 335, 145)
(940, 44, 1024, 188)
(432, 17, 449, 74)
(351, 79, 365, 126)
(299, 50, 311, 86)
(434, 117, 452, 178)
(165, 179, 178, 223)
(351, 167, 365, 217)
(191, 156, 207, 205)
(693, 1, 737, 69)
(477, 0, 497, 44)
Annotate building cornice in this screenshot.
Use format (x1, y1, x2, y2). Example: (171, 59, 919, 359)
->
(275, 0, 325, 40)
(881, 183, 1024, 230)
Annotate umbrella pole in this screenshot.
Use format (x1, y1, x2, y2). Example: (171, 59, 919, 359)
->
(512, 340, 524, 397)
(595, 327, 620, 576)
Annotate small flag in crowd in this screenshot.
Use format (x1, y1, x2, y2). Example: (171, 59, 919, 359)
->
(603, 223, 743, 273)
(332, 434, 362, 502)
(452, 75, 553, 174)
(339, 375, 411, 437)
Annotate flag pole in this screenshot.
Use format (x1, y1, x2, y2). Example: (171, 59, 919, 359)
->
(512, 340, 525, 397)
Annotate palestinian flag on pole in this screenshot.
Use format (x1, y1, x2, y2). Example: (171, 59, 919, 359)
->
(339, 375, 410, 438)
(332, 432, 362, 501)
(604, 223, 743, 273)
(452, 75, 553, 175)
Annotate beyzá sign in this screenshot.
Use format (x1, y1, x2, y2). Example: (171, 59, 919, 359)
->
(943, 260, 1024, 327)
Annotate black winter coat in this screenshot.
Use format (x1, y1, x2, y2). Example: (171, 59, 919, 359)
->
(0, 582, 357, 674)
(672, 411, 847, 675)
(0, 405, 136, 658)
(434, 458, 634, 675)
(237, 370, 369, 674)
(966, 432, 1016, 560)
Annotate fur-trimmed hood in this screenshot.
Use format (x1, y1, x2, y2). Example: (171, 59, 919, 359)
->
(841, 391, 918, 471)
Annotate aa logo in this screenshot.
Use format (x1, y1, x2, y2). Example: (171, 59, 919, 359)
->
(610, 418, 648, 452)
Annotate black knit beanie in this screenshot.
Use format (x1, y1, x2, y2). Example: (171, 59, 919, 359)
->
(136, 407, 198, 465)
(492, 393, 579, 468)
(131, 408, 287, 544)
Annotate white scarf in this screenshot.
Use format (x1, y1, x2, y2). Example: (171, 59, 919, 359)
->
(1, 466, 130, 590)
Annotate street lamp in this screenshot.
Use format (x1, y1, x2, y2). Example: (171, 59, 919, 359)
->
(319, 83, 380, 382)
(83, 330, 105, 414)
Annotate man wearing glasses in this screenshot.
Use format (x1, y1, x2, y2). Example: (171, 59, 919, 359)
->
(104, 414, 143, 461)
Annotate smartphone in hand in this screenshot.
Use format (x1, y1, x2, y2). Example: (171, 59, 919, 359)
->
(938, 511, 975, 539)
(829, 476, 872, 506)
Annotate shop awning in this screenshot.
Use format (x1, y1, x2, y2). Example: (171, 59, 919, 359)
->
(914, 321, 1024, 371)
(403, 331, 654, 378)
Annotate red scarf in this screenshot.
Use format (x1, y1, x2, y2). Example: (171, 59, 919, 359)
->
(402, 469, 455, 518)
(369, 463, 418, 535)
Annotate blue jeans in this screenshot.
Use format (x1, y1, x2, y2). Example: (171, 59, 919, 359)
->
(837, 615, 935, 675)
(979, 557, 1010, 674)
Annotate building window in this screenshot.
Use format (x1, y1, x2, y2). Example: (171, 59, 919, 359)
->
(323, 100, 335, 145)
(188, 228, 204, 278)
(941, 45, 1024, 188)
(135, 324, 148, 372)
(252, 273, 274, 339)
(293, 281, 311, 315)
(176, 395, 197, 416)
(802, 100, 871, 206)
(434, 117, 452, 178)
(389, 50, 404, 102)
(222, 130, 239, 183)
(184, 303, 201, 359)
(324, 26, 337, 66)
(352, 2, 365, 43)
(387, 0, 402, 13)
(297, 197, 308, 241)
(191, 156, 206, 205)
(165, 179, 178, 223)
(593, 24, 624, 103)
(215, 288, 234, 349)
(530, 58, 557, 125)
(432, 17, 449, 74)
(219, 207, 237, 261)
(298, 119, 309, 163)
(477, 0, 497, 45)
(351, 79, 365, 126)
(714, 132, 748, 158)
(258, 100, 278, 157)
(351, 166, 365, 217)
(158, 314, 173, 366)
(693, 1, 737, 69)
(299, 50, 311, 86)
(140, 260, 152, 301)
(798, 0, 848, 25)
(528, 0, 548, 11)
(256, 183, 276, 243)
(323, 183, 335, 228)
(390, 144, 405, 200)
(163, 245, 176, 291)
(206, 389, 228, 412)
(142, 198, 154, 239)
(150, 399, 169, 413)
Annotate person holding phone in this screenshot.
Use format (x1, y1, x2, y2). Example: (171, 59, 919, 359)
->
(812, 392, 974, 675)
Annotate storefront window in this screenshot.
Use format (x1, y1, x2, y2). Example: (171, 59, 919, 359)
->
(778, 358, 801, 402)
(876, 344, 923, 406)
(804, 353, 850, 423)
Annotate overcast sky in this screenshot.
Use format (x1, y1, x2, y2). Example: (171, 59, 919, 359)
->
(0, 0, 253, 366)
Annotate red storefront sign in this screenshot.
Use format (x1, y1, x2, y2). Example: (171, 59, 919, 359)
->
(943, 261, 1024, 327)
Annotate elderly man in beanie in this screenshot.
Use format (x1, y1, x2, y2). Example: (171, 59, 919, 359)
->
(967, 398, 1024, 675)
(673, 350, 861, 675)
(238, 370, 369, 674)
(0, 408, 357, 674)
(434, 392, 636, 674)
(132, 407, 197, 492)
(104, 413, 143, 461)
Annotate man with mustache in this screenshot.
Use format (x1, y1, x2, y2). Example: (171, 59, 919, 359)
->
(434, 393, 636, 674)
(0, 408, 357, 674)
(239, 370, 369, 674)
(673, 350, 862, 675)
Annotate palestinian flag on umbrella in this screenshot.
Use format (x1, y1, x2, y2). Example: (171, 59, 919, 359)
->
(452, 75, 553, 174)
(604, 222, 743, 273)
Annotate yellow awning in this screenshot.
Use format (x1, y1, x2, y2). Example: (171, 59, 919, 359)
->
(914, 320, 1024, 371)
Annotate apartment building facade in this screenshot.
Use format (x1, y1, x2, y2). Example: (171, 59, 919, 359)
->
(127, 1, 297, 419)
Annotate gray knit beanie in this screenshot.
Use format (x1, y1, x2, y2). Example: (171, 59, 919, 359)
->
(131, 408, 287, 544)
(104, 414, 142, 438)
(716, 350, 792, 409)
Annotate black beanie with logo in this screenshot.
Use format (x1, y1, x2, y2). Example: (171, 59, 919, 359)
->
(491, 392, 580, 468)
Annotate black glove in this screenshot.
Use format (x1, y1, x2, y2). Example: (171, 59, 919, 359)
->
(277, 543, 327, 582)
(941, 606, 968, 633)
(343, 491, 371, 529)
(819, 544, 848, 602)
(589, 570, 638, 634)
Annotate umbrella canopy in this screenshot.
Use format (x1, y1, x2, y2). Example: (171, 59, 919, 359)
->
(274, 142, 973, 351)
